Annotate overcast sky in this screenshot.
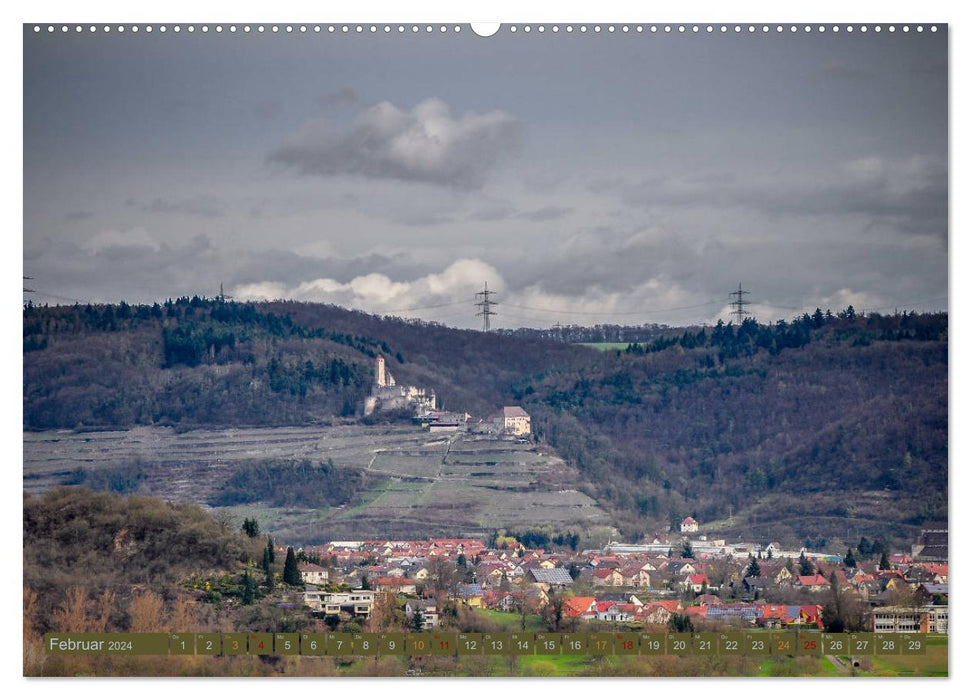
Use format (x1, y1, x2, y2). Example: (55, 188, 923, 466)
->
(23, 25, 948, 329)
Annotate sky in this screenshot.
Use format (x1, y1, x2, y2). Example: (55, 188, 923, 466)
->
(22, 24, 948, 329)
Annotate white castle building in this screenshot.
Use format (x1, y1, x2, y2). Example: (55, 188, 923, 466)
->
(363, 356, 436, 416)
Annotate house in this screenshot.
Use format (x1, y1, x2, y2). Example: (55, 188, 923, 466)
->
(298, 563, 329, 586)
(758, 604, 799, 628)
(302, 589, 377, 619)
(797, 574, 829, 592)
(491, 406, 531, 436)
(667, 561, 697, 577)
(872, 605, 948, 633)
(457, 584, 483, 608)
(527, 567, 574, 588)
(563, 596, 599, 619)
(680, 517, 699, 533)
(592, 568, 625, 587)
(799, 605, 824, 628)
(405, 599, 440, 629)
(596, 602, 639, 622)
(619, 564, 651, 589)
(681, 574, 710, 594)
(372, 577, 418, 595)
(642, 603, 675, 626)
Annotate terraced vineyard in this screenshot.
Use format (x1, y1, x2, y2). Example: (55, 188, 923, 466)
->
(23, 425, 614, 544)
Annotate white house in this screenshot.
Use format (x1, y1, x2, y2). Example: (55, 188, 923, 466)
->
(680, 517, 699, 533)
(298, 563, 329, 586)
(492, 406, 531, 436)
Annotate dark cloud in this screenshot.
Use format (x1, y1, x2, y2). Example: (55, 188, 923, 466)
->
(601, 155, 947, 238)
(126, 195, 225, 219)
(268, 98, 522, 189)
(64, 210, 94, 221)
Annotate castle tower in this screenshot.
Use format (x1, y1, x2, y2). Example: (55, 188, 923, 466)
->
(375, 356, 386, 387)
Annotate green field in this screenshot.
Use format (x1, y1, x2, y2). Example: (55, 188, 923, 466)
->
(576, 342, 631, 351)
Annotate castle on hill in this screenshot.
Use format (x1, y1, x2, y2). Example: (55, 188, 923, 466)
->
(362, 355, 436, 416)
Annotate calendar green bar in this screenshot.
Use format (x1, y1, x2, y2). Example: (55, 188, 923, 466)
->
(535, 633, 561, 655)
(900, 634, 927, 656)
(43, 633, 169, 655)
(796, 633, 822, 656)
(822, 633, 848, 655)
(849, 633, 875, 656)
(457, 633, 483, 655)
(562, 633, 588, 655)
(353, 633, 378, 656)
(196, 633, 221, 656)
(275, 633, 299, 655)
(588, 633, 613, 656)
(301, 633, 326, 655)
(668, 633, 691, 655)
(875, 634, 901, 655)
(170, 633, 194, 655)
(249, 633, 273, 656)
(639, 633, 665, 655)
(483, 633, 511, 655)
(613, 633, 638, 655)
(378, 633, 405, 656)
(511, 633, 534, 655)
(770, 631, 797, 656)
(222, 633, 247, 655)
(327, 633, 353, 655)
(430, 632, 456, 656)
(719, 633, 744, 656)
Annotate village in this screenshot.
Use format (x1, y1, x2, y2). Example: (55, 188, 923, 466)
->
(286, 356, 949, 638)
(285, 522, 948, 637)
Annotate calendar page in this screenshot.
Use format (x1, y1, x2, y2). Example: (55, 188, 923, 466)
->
(21, 11, 949, 681)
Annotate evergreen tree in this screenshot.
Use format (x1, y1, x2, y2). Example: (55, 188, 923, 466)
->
(242, 518, 260, 538)
(361, 574, 370, 590)
(264, 564, 275, 593)
(745, 557, 762, 578)
(241, 570, 257, 605)
(681, 541, 694, 559)
(668, 613, 695, 634)
(267, 536, 275, 563)
(410, 607, 425, 632)
(283, 547, 302, 586)
(262, 544, 271, 573)
(844, 549, 857, 568)
(798, 552, 814, 576)
(879, 551, 892, 571)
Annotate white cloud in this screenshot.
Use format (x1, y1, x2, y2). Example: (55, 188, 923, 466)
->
(233, 258, 505, 314)
(268, 98, 522, 189)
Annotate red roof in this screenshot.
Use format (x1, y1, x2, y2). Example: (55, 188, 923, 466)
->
(682, 517, 698, 524)
(798, 574, 829, 586)
(563, 596, 598, 617)
(688, 574, 710, 585)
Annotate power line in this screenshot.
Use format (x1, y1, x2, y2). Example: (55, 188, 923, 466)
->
(375, 300, 469, 314)
(503, 299, 721, 316)
(474, 281, 498, 332)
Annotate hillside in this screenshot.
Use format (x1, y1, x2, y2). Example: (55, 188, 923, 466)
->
(519, 311, 947, 544)
(22, 300, 947, 545)
(23, 297, 596, 429)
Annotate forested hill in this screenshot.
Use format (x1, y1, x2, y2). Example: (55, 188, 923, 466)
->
(23, 299, 947, 542)
(517, 310, 947, 543)
(22, 297, 597, 429)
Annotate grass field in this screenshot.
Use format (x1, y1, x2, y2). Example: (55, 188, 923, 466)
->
(577, 342, 630, 351)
